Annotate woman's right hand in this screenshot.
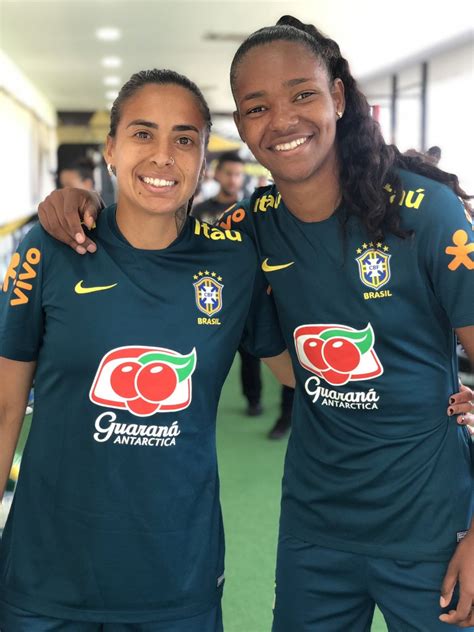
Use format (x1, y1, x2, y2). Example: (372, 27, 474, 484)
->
(37, 188, 104, 254)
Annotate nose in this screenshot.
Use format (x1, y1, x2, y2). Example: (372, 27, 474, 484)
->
(269, 102, 299, 132)
(149, 140, 175, 168)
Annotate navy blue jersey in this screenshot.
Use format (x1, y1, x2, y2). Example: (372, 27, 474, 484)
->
(0, 206, 284, 622)
(220, 170, 474, 562)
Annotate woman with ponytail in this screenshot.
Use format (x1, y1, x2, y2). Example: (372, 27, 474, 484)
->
(227, 16, 474, 631)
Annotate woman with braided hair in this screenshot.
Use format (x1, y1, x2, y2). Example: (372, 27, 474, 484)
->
(35, 15, 474, 631)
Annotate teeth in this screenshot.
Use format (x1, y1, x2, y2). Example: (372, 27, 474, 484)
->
(142, 176, 175, 187)
(274, 137, 308, 152)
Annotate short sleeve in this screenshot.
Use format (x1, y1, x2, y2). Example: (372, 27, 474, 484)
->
(0, 224, 45, 360)
(240, 266, 286, 358)
(422, 186, 474, 329)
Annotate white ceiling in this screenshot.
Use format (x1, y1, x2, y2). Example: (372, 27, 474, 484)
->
(1, 0, 473, 114)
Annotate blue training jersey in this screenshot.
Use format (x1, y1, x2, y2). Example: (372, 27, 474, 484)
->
(220, 169, 474, 562)
(0, 205, 284, 622)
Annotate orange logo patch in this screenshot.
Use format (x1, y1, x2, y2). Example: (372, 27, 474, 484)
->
(2, 248, 41, 305)
(445, 230, 474, 271)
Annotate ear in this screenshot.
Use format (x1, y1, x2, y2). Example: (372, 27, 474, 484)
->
(233, 110, 246, 143)
(331, 78, 345, 116)
(103, 135, 115, 168)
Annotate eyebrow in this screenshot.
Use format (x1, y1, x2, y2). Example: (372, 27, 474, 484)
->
(126, 119, 200, 133)
(241, 78, 312, 102)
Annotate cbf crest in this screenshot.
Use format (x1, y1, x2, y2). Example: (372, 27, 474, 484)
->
(355, 242, 391, 290)
(193, 271, 223, 316)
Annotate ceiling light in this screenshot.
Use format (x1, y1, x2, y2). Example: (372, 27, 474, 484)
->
(101, 56, 122, 69)
(96, 27, 121, 41)
(105, 90, 119, 100)
(103, 76, 121, 87)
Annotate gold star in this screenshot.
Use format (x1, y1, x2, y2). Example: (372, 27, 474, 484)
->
(204, 270, 210, 275)
(211, 272, 216, 277)
(369, 242, 374, 247)
(198, 271, 204, 276)
(356, 248, 362, 254)
(376, 242, 382, 248)
(218, 276, 222, 281)
(193, 275, 198, 280)
(362, 242, 368, 249)
(383, 245, 389, 252)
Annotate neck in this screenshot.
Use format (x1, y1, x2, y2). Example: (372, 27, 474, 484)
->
(275, 156, 341, 223)
(115, 204, 187, 249)
(215, 190, 238, 205)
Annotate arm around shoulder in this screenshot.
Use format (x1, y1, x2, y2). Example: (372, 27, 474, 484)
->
(38, 187, 104, 254)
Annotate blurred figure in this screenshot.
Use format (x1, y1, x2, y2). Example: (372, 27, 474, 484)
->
(58, 158, 95, 190)
(191, 154, 264, 417)
(425, 145, 442, 165)
(238, 347, 263, 417)
(192, 151, 244, 223)
(268, 385, 294, 440)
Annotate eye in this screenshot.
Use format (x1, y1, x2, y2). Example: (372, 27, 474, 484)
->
(246, 105, 267, 116)
(176, 137, 193, 145)
(295, 91, 316, 101)
(134, 130, 151, 139)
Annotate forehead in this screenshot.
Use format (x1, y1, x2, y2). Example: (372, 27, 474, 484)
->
(119, 83, 205, 127)
(234, 40, 327, 93)
(219, 161, 243, 172)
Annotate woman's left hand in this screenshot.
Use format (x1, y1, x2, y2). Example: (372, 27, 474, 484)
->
(448, 383, 474, 435)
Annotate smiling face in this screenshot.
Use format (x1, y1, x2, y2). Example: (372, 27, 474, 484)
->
(232, 41, 344, 189)
(104, 83, 206, 218)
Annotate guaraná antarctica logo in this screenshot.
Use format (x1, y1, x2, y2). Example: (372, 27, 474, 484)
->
(89, 346, 197, 446)
(294, 323, 383, 410)
(90, 346, 196, 416)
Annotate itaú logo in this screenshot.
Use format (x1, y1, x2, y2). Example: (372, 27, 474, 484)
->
(90, 346, 196, 417)
(294, 323, 383, 386)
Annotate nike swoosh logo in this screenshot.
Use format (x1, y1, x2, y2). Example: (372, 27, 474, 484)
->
(74, 280, 118, 294)
(261, 258, 294, 272)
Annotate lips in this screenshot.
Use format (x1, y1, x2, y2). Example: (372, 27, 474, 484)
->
(266, 134, 313, 155)
(139, 175, 177, 188)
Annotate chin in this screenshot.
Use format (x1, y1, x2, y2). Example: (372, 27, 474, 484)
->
(273, 165, 318, 185)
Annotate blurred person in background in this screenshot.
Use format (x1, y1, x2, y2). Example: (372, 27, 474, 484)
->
(193, 153, 264, 418)
(58, 158, 95, 191)
(194, 152, 295, 436)
(426, 145, 442, 166)
(192, 151, 244, 223)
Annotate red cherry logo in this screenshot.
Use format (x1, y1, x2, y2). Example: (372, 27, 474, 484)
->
(126, 397, 159, 416)
(322, 338, 361, 373)
(136, 362, 178, 403)
(303, 337, 328, 371)
(110, 361, 141, 399)
(323, 368, 353, 385)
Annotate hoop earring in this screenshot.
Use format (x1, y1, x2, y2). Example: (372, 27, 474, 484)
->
(107, 163, 115, 176)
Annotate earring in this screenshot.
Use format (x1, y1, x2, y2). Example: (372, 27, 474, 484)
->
(107, 163, 115, 177)
(336, 111, 343, 120)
